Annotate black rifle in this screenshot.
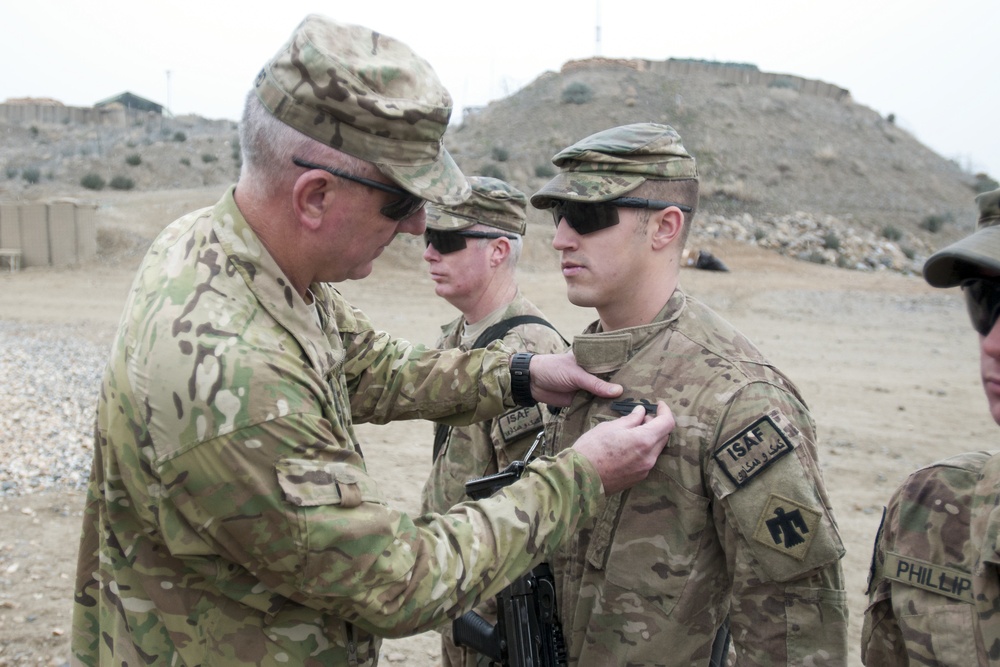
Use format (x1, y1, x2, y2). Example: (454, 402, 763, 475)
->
(452, 436, 568, 667)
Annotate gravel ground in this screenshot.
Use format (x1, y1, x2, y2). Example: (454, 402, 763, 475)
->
(0, 322, 106, 497)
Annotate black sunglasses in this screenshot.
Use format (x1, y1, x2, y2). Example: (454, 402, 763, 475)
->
(424, 229, 517, 255)
(292, 157, 425, 222)
(963, 279, 1000, 336)
(551, 196, 693, 235)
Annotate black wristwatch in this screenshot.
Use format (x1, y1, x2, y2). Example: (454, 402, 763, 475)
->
(510, 352, 537, 407)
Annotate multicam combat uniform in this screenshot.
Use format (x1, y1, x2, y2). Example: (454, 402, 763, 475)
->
(71, 189, 605, 667)
(547, 289, 848, 665)
(421, 294, 567, 514)
(421, 294, 566, 667)
(862, 450, 1000, 665)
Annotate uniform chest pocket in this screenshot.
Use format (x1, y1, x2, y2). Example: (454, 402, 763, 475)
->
(585, 463, 711, 618)
(897, 601, 979, 666)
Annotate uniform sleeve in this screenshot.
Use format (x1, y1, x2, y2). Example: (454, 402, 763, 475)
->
(154, 411, 604, 637)
(331, 295, 515, 425)
(707, 382, 848, 666)
(861, 506, 909, 665)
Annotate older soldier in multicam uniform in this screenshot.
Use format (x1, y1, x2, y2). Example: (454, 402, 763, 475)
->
(529, 122, 849, 666)
(419, 176, 567, 666)
(862, 188, 1000, 666)
(70, 17, 678, 667)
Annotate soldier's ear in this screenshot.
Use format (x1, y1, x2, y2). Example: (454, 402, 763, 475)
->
(490, 236, 511, 267)
(650, 206, 684, 251)
(292, 171, 336, 231)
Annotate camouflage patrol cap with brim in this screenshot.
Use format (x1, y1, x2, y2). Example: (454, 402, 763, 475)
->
(427, 176, 528, 234)
(923, 188, 1000, 287)
(530, 122, 698, 209)
(254, 14, 470, 205)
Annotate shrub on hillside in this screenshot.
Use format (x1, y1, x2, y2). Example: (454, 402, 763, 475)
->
(125, 153, 142, 166)
(6, 167, 17, 180)
(561, 82, 593, 105)
(491, 146, 510, 162)
(202, 153, 218, 163)
(823, 232, 840, 250)
(882, 225, 902, 241)
(479, 163, 505, 180)
(920, 213, 952, 233)
(535, 164, 556, 178)
(109, 176, 135, 191)
(22, 167, 40, 184)
(180, 157, 191, 167)
(173, 131, 187, 142)
(81, 173, 106, 190)
(975, 173, 999, 194)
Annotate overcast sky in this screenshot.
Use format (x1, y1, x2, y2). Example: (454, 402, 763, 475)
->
(3, 0, 998, 181)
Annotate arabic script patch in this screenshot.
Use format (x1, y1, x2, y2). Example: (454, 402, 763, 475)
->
(713, 415, 793, 487)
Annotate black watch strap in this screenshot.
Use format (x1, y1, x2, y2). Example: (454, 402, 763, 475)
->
(510, 352, 537, 407)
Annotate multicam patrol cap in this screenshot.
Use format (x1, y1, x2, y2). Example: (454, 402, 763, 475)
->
(426, 176, 528, 235)
(530, 122, 698, 209)
(254, 14, 470, 205)
(924, 188, 1000, 287)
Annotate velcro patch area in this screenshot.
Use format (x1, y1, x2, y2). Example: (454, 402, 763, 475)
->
(884, 551, 974, 603)
(713, 415, 793, 487)
(752, 494, 821, 561)
(498, 406, 544, 443)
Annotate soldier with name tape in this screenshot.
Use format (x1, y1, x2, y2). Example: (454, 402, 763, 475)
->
(862, 188, 1000, 666)
(529, 122, 849, 665)
(419, 175, 568, 667)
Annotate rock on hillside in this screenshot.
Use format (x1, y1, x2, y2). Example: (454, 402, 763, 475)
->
(444, 59, 986, 252)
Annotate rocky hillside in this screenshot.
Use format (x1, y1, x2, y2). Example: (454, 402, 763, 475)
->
(445, 60, 993, 271)
(1, 59, 994, 274)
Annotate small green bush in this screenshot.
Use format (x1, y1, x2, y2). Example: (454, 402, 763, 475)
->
(882, 225, 902, 241)
(753, 228, 767, 241)
(29, 126, 39, 137)
(81, 173, 106, 190)
(535, 164, 556, 178)
(479, 163, 505, 180)
(561, 82, 593, 105)
(173, 131, 187, 142)
(902, 246, 916, 260)
(180, 157, 191, 167)
(805, 251, 827, 264)
(975, 173, 999, 194)
(823, 232, 840, 250)
(22, 167, 40, 184)
(920, 213, 952, 233)
(109, 176, 135, 191)
(5, 167, 17, 180)
(768, 76, 798, 90)
(491, 146, 510, 162)
(201, 153, 218, 163)
(125, 153, 142, 166)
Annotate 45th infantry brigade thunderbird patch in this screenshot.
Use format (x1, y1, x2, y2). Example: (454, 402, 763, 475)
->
(752, 494, 820, 561)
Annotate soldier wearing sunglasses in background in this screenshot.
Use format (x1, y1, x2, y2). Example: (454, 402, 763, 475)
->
(862, 188, 1000, 666)
(419, 176, 567, 666)
(70, 17, 680, 667)
(530, 123, 848, 666)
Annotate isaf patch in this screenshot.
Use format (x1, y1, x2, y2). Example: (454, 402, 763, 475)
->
(498, 406, 544, 443)
(752, 494, 820, 561)
(713, 415, 793, 487)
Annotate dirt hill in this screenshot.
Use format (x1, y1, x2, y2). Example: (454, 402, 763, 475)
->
(1, 59, 994, 271)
